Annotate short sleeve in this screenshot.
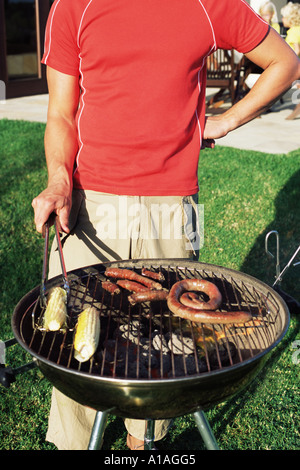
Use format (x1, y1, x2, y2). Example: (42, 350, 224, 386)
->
(206, 0, 270, 53)
(42, 0, 80, 76)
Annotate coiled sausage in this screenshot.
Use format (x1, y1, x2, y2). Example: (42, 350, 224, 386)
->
(167, 279, 252, 324)
(177, 279, 222, 310)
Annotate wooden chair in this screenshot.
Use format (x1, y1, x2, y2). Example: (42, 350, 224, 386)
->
(206, 49, 244, 113)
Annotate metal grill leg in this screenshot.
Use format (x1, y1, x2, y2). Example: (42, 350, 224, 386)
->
(193, 410, 219, 450)
(144, 419, 155, 450)
(88, 410, 109, 450)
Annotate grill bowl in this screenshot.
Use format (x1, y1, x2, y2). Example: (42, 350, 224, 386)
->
(11, 259, 289, 419)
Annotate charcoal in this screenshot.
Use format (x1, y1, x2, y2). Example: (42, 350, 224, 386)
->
(168, 331, 194, 355)
(138, 341, 160, 369)
(127, 360, 149, 379)
(152, 331, 169, 354)
(169, 354, 207, 377)
(208, 341, 237, 368)
(160, 353, 172, 375)
(117, 320, 144, 345)
(99, 315, 224, 378)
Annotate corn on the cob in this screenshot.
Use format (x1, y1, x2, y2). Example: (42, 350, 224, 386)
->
(43, 287, 67, 331)
(74, 307, 100, 362)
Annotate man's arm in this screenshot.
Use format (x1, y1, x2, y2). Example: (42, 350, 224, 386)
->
(32, 67, 80, 234)
(203, 28, 300, 143)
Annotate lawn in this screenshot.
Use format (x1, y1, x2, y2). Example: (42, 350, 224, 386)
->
(0, 119, 299, 450)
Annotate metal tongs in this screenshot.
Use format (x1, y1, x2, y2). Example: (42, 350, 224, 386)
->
(40, 214, 70, 308)
(265, 230, 300, 287)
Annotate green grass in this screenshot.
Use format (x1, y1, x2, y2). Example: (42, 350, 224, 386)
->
(0, 119, 299, 450)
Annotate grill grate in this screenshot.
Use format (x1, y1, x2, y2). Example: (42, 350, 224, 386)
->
(20, 263, 283, 381)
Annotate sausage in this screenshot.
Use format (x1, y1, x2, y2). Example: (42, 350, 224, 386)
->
(141, 268, 165, 281)
(180, 292, 201, 308)
(101, 280, 121, 295)
(128, 289, 169, 305)
(180, 290, 221, 310)
(174, 279, 222, 310)
(167, 279, 252, 325)
(105, 267, 163, 290)
(116, 279, 149, 292)
(168, 305, 252, 324)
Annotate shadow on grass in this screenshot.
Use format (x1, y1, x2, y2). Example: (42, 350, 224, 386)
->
(207, 314, 299, 447)
(197, 167, 300, 450)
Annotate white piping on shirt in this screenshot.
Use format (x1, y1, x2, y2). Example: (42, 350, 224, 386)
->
(77, 0, 94, 48)
(43, 0, 62, 64)
(194, 0, 217, 148)
(197, 0, 217, 51)
(240, 0, 269, 25)
(74, 0, 94, 177)
(195, 67, 204, 147)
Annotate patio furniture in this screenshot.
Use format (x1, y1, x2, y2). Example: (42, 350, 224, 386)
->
(206, 49, 244, 113)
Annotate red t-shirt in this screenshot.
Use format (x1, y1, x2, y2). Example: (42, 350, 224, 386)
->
(42, 0, 268, 196)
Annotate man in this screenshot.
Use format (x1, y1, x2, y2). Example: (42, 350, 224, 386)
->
(32, 0, 300, 450)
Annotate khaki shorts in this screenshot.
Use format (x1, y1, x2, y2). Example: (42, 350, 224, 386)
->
(46, 190, 200, 450)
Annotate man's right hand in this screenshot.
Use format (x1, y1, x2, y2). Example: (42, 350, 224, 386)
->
(31, 184, 72, 235)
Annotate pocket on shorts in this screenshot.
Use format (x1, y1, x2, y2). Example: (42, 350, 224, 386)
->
(181, 194, 203, 259)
